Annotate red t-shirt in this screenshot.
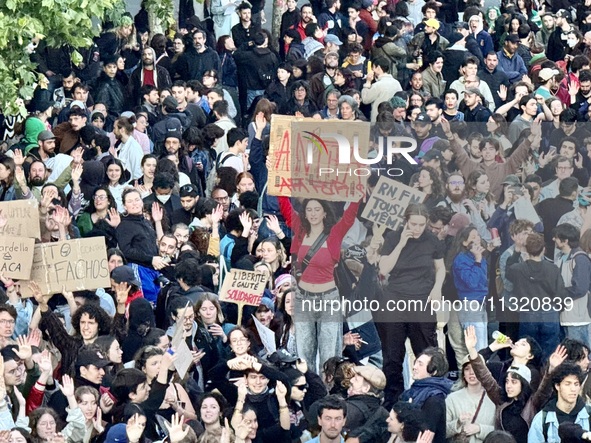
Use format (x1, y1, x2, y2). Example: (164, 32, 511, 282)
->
(143, 69, 155, 86)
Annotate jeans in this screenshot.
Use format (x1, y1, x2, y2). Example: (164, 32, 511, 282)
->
(376, 319, 437, 409)
(563, 324, 591, 349)
(520, 316, 560, 360)
(295, 287, 343, 373)
(246, 89, 265, 110)
(457, 300, 488, 352)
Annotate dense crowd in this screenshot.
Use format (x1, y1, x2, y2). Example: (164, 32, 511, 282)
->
(3, 0, 591, 442)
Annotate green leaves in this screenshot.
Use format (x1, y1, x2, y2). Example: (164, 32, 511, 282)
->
(0, 0, 123, 113)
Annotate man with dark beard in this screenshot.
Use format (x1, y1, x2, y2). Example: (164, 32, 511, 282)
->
(308, 52, 340, 110)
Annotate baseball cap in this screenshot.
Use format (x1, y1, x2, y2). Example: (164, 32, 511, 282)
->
(415, 112, 431, 124)
(260, 297, 275, 312)
(447, 213, 470, 237)
(76, 349, 111, 368)
(556, 9, 571, 19)
(501, 174, 521, 186)
(425, 18, 440, 30)
(111, 265, 141, 288)
(325, 34, 343, 46)
(104, 424, 127, 443)
(353, 364, 387, 390)
(539, 68, 560, 82)
(70, 100, 86, 109)
(162, 95, 179, 112)
(422, 149, 444, 162)
(455, 21, 469, 30)
(507, 364, 532, 384)
(505, 34, 520, 43)
(37, 130, 56, 142)
(180, 184, 198, 197)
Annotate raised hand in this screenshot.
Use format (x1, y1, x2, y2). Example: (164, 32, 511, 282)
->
(239, 212, 253, 235)
(59, 374, 75, 398)
(164, 413, 190, 443)
(71, 163, 83, 183)
(29, 281, 52, 307)
(549, 345, 568, 371)
(13, 149, 24, 167)
(14, 335, 32, 361)
(29, 328, 42, 348)
(575, 153, 584, 169)
(237, 379, 248, 400)
(265, 214, 282, 236)
(464, 326, 478, 351)
(497, 84, 507, 101)
(211, 204, 224, 225)
(105, 208, 121, 228)
(114, 282, 131, 306)
(38, 349, 53, 374)
(126, 413, 145, 442)
(275, 380, 288, 400)
(440, 117, 451, 136)
(53, 206, 72, 227)
(255, 112, 267, 133)
(15, 167, 26, 186)
(99, 393, 114, 413)
(151, 202, 163, 223)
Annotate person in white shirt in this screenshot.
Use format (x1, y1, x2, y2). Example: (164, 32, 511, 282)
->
(113, 117, 143, 180)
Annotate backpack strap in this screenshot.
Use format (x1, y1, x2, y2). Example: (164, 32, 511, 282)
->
(542, 410, 549, 442)
(257, 182, 267, 218)
(216, 151, 237, 170)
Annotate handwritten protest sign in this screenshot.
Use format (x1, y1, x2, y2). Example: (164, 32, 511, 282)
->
(361, 176, 425, 231)
(252, 315, 277, 356)
(0, 200, 40, 239)
(267, 116, 369, 202)
(20, 237, 110, 297)
(220, 269, 269, 324)
(0, 237, 35, 280)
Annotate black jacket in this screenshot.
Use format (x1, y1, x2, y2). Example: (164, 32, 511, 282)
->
(174, 47, 221, 81)
(234, 47, 280, 91)
(92, 72, 129, 115)
(478, 67, 510, 109)
(116, 214, 159, 268)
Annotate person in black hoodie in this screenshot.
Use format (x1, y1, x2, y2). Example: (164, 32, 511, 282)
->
(265, 63, 292, 111)
(234, 32, 280, 111)
(174, 30, 221, 82)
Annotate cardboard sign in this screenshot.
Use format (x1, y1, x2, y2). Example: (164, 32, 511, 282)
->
(220, 269, 269, 324)
(0, 200, 41, 239)
(361, 176, 425, 231)
(0, 237, 35, 279)
(170, 301, 194, 379)
(20, 237, 110, 297)
(267, 116, 369, 202)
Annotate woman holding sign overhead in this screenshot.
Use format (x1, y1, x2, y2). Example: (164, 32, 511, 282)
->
(378, 203, 446, 410)
(279, 197, 360, 371)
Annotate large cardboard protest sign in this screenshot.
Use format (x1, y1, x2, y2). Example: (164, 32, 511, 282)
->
(361, 176, 425, 230)
(267, 116, 369, 202)
(20, 237, 110, 297)
(0, 237, 35, 279)
(0, 200, 40, 239)
(220, 269, 269, 324)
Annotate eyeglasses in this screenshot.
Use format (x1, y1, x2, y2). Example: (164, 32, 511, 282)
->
(94, 195, 108, 201)
(230, 337, 248, 344)
(0, 319, 15, 326)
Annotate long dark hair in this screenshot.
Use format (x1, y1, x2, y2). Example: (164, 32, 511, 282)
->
(84, 185, 117, 214)
(104, 158, 128, 185)
(278, 288, 294, 348)
(446, 225, 483, 270)
(300, 199, 337, 235)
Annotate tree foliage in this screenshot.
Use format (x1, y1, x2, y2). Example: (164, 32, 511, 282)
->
(0, 0, 123, 116)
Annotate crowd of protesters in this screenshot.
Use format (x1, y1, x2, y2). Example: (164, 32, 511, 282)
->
(4, 0, 591, 441)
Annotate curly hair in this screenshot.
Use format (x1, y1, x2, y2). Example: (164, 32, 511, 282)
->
(418, 166, 444, 198)
(71, 304, 112, 338)
(134, 345, 164, 372)
(84, 185, 117, 214)
(391, 402, 427, 441)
